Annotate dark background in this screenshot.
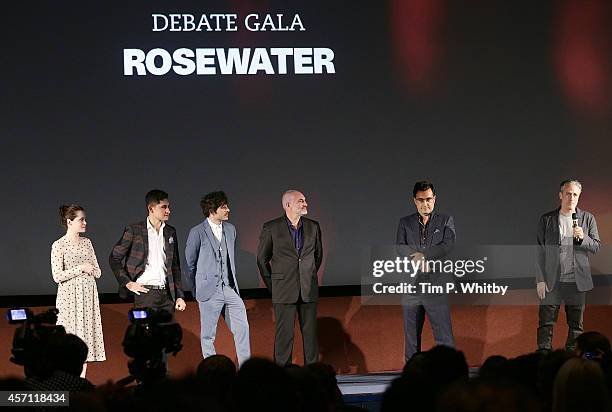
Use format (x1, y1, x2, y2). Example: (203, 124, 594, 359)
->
(1, 0, 611, 295)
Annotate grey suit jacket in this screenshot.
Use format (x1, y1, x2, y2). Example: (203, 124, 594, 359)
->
(536, 207, 600, 292)
(256, 216, 323, 304)
(185, 220, 239, 302)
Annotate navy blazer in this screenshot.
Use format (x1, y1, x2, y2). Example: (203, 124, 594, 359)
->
(396, 212, 456, 259)
(396, 212, 456, 286)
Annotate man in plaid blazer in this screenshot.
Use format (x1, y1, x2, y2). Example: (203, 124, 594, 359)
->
(109, 189, 186, 314)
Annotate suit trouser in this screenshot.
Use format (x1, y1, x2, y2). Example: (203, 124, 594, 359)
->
(134, 288, 175, 371)
(537, 282, 585, 351)
(198, 283, 251, 366)
(134, 288, 175, 316)
(273, 298, 319, 366)
(402, 294, 455, 362)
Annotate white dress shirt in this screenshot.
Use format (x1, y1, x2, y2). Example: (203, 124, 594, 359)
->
(137, 218, 167, 286)
(207, 218, 223, 242)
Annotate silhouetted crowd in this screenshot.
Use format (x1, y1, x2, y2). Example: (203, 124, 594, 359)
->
(384, 331, 612, 412)
(2, 330, 611, 412)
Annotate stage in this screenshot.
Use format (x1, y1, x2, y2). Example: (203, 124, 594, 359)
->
(2, 296, 612, 386)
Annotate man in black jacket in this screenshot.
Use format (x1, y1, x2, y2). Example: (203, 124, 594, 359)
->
(536, 179, 600, 351)
(257, 190, 323, 365)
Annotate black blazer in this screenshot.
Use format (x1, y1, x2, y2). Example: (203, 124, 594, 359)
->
(536, 207, 600, 292)
(256, 216, 323, 303)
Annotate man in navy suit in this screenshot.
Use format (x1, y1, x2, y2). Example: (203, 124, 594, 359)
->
(185, 191, 250, 366)
(396, 181, 456, 361)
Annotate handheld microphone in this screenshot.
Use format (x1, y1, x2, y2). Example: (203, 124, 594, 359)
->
(572, 212, 579, 243)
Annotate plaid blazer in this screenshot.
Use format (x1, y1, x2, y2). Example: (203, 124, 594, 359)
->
(109, 221, 184, 300)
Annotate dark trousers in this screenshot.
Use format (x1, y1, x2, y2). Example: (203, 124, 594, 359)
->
(273, 299, 319, 366)
(537, 282, 585, 351)
(133, 288, 175, 370)
(402, 295, 455, 362)
(134, 288, 175, 317)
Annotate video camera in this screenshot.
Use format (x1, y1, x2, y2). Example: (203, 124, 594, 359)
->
(123, 308, 183, 358)
(121, 307, 183, 384)
(6, 308, 65, 377)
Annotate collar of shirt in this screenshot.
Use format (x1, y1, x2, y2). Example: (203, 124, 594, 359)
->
(147, 218, 165, 235)
(418, 212, 434, 227)
(285, 216, 303, 230)
(207, 218, 223, 241)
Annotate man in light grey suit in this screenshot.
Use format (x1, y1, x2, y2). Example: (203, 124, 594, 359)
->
(185, 191, 250, 365)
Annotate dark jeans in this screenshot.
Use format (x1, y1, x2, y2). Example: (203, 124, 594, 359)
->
(537, 282, 585, 351)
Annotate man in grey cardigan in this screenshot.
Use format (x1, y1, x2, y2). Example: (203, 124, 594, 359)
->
(536, 179, 600, 351)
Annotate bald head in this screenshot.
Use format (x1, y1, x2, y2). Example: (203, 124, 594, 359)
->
(282, 190, 308, 220)
(282, 190, 299, 208)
